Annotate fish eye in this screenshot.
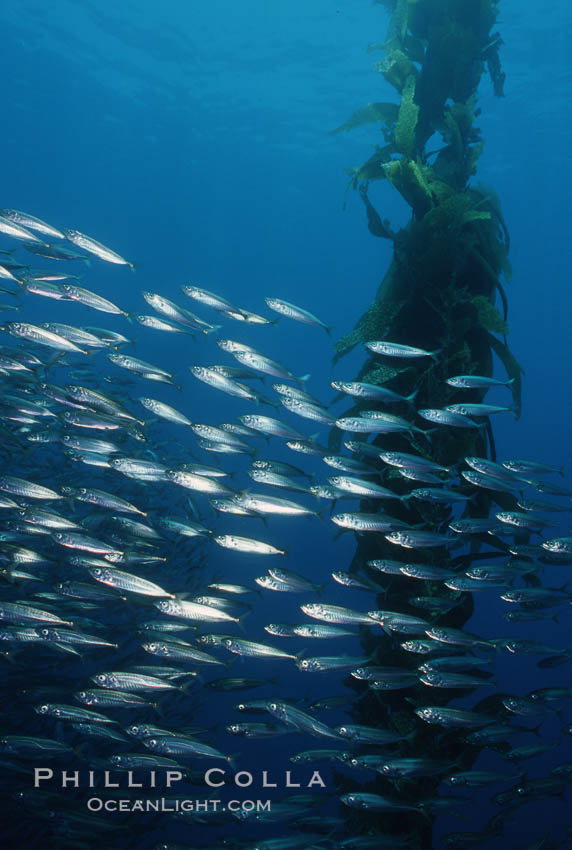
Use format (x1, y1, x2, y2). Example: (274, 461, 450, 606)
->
(148, 739, 157, 747)
(339, 727, 348, 735)
(148, 643, 157, 651)
(93, 569, 102, 576)
(78, 691, 86, 698)
(38, 705, 49, 713)
(269, 703, 277, 711)
(95, 674, 106, 683)
(236, 704, 245, 711)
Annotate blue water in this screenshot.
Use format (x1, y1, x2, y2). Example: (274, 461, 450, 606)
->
(0, 1, 571, 848)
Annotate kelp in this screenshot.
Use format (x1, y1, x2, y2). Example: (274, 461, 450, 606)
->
(333, 296, 405, 364)
(394, 75, 419, 157)
(332, 2, 510, 848)
(330, 102, 399, 136)
(471, 294, 507, 335)
(344, 144, 394, 187)
(487, 331, 524, 417)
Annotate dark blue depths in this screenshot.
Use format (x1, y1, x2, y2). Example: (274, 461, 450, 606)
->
(0, 2, 571, 849)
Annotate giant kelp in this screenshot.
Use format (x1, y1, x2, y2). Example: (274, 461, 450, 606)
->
(332, 1, 511, 847)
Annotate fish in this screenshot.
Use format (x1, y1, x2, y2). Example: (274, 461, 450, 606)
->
(331, 380, 416, 404)
(385, 529, 454, 548)
(142, 291, 216, 333)
(418, 408, 481, 428)
(213, 534, 285, 555)
(248, 469, 313, 494)
(0, 216, 47, 244)
(88, 566, 174, 598)
(139, 397, 192, 427)
(143, 734, 232, 762)
(191, 366, 272, 404)
(239, 414, 306, 440)
(279, 397, 336, 426)
(60, 284, 129, 316)
(0, 209, 65, 239)
(445, 403, 514, 416)
(365, 340, 440, 360)
(415, 706, 495, 728)
(24, 242, 90, 262)
(300, 603, 376, 626)
(2, 321, 88, 354)
(135, 314, 194, 334)
(181, 284, 240, 313)
(107, 353, 179, 386)
(1, 199, 570, 850)
(340, 792, 425, 815)
(297, 655, 369, 673)
(63, 229, 134, 268)
(218, 339, 309, 384)
(222, 638, 298, 661)
(154, 599, 240, 624)
(264, 297, 330, 333)
(446, 375, 515, 389)
(328, 475, 404, 500)
(266, 701, 341, 739)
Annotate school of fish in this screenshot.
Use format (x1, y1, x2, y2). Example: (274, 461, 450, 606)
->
(0, 208, 571, 850)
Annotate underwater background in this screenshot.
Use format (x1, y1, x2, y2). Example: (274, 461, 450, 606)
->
(0, 1, 571, 848)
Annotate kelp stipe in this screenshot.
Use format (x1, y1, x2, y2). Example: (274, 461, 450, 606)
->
(331, 1, 512, 847)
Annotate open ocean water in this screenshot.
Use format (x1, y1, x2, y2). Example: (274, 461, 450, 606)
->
(0, 2, 570, 849)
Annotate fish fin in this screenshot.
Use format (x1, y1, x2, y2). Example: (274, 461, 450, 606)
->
(430, 348, 442, 363)
(324, 325, 333, 336)
(237, 611, 251, 634)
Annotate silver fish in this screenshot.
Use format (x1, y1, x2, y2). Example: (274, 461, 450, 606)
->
(214, 534, 285, 555)
(365, 340, 440, 360)
(264, 297, 330, 333)
(60, 284, 128, 316)
(446, 375, 514, 389)
(139, 397, 192, 427)
(63, 229, 134, 268)
(0, 209, 64, 239)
